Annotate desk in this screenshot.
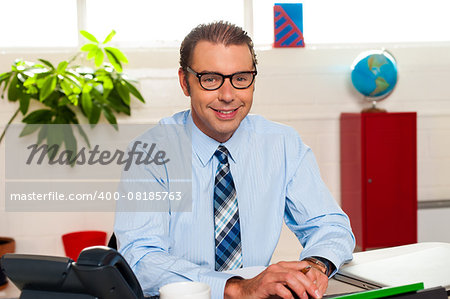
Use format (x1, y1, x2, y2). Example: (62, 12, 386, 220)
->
(337, 242, 450, 290)
(0, 275, 447, 299)
(343, 242, 444, 266)
(1, 243, 448, 298)
(0, 278, 365, 299)
(327, 278, 364, 295)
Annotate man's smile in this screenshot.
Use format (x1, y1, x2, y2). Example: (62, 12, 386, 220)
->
(210, 106, 241, 119)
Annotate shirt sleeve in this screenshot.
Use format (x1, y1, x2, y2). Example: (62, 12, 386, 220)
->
(114, 137, 234, 299)
(114, 211, 235, 298)
(283, 132, 355, 276)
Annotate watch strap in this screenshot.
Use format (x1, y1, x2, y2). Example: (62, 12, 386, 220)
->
(302, 256, 335, 277)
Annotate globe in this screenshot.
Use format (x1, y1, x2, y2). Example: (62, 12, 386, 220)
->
(351, 50, 398, 102)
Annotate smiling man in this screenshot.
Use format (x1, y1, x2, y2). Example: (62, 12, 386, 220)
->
(179, 40, 255, 143)
(115, 21, 355, 299)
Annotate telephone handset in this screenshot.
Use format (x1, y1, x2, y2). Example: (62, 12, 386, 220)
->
(1, 246, 147, 299)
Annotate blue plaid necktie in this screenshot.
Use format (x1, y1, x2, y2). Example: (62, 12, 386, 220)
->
(214, 145, 243, 271)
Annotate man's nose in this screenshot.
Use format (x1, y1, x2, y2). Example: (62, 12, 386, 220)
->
(218, 78, 234, 102)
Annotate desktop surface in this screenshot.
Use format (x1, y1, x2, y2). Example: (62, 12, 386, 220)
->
(2, 242, 449, 299)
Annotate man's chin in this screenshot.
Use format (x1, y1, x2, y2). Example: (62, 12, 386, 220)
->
(213, 124, 241, 141)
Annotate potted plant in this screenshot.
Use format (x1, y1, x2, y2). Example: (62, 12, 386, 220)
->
(0, 31, 145, 287)
(0, 237, 15, 289)
(0, 30, 145, 153)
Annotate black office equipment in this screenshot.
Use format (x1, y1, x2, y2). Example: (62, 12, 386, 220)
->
(0, 246, 145, 299)
(107, 233, 118, 250)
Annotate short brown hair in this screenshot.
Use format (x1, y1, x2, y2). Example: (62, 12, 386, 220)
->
(179, 21, 257, 71)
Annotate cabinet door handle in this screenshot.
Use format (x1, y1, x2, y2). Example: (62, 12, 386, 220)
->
(368, 178, 373, 183)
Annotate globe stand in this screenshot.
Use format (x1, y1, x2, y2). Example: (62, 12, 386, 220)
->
(361, 100, 387, 113)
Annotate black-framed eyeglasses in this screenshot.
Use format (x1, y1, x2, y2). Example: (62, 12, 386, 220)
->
(186, 66, 257, 91)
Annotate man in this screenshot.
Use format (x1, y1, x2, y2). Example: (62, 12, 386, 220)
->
(115, 21, 355, 299)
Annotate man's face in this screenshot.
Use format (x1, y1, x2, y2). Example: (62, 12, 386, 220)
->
(179, 41, 255, 143)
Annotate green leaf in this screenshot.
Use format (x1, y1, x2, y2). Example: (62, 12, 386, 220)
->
(98, 75, 114, 91)
(0, 72, 11, 90)
(60, 79, 72, 95)
(38, 59, 55, 69)
(104, 49, 123, 73)
(115, 80, 130, 105)
(82, 89, 93, 117)
(39, 75, 57, 101)
(103, 30, 116, 44)
(0, 72, 12, 98)
(80, 30, 99, 43)
(19, 124, 41, 137)
(87, 47, 99, 60)
(35, 71, 53, 82)
(58, 106, 77, 123)
(58, 96, 72, 106)
(75, 124, 91, 148)
(22, 109, 53, 124)
(57, 61, 68, 73)
(0, 72, 11, 83)
(102, 106, 118, 130)
(23, 76, 36, 87)
(80, 44, 98, 52)
(62, 74, 82, 91)
(104, 47, 128, 63)
(68, 94, 79, 105)
(91, 87, 106, 103)
(46, 124, 64, 159)
(42, 91, 60, 107)
(62, 125, 77, 165)
(7, 75, 20, 101)
(104, 91, 130, 114)
(94, 49, 104, 67)
(89, 104, 101, 124)
(19, 94, 31, 115)
(37, 124, 48, 145)
(123, 79, 145, 103)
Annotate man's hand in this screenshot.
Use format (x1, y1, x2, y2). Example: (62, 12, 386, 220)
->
(224, 261, 328, 299)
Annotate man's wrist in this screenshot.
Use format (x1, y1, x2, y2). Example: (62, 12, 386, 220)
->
(224, 276, 244, 299)
(302, 256, 335, 277)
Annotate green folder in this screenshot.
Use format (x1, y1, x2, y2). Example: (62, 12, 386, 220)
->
(327, 282, 424, 298)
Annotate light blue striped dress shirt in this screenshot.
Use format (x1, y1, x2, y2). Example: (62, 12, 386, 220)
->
(114, 110, 355, 299)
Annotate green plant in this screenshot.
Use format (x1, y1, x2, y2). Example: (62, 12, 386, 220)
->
(0, 30, 145, 153)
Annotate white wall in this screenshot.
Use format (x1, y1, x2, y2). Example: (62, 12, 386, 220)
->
(1, 42, 450, 258)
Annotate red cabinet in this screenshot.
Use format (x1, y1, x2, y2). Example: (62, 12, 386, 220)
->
(340, 112, 417, 251)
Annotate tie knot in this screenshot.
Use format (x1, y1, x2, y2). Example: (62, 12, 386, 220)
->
(214, 145, 229, 164)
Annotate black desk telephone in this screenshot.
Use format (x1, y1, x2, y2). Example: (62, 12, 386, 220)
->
(0, 246, 153, 299)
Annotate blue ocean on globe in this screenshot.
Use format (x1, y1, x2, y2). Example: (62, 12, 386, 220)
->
(351, 50, 398, 99)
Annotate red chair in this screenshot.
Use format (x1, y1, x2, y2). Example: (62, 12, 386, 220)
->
(62, 231, 107, 261)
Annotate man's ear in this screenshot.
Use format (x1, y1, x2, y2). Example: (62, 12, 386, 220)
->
(178, 67, 190, 96)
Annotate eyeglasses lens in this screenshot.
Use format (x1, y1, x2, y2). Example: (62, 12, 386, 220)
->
(200, 74, 223, 90)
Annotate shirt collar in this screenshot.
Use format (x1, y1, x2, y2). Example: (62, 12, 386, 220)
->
(188, 110, 249, 167)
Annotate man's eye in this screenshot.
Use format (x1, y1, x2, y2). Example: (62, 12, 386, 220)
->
(234, 74, 251, 82)
(201, 75, 220, 83)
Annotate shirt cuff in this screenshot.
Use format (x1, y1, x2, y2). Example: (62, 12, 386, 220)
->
(198, 271, 237, 299)
(312, 256, 336, 277)
(300, 248, 347, 278)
